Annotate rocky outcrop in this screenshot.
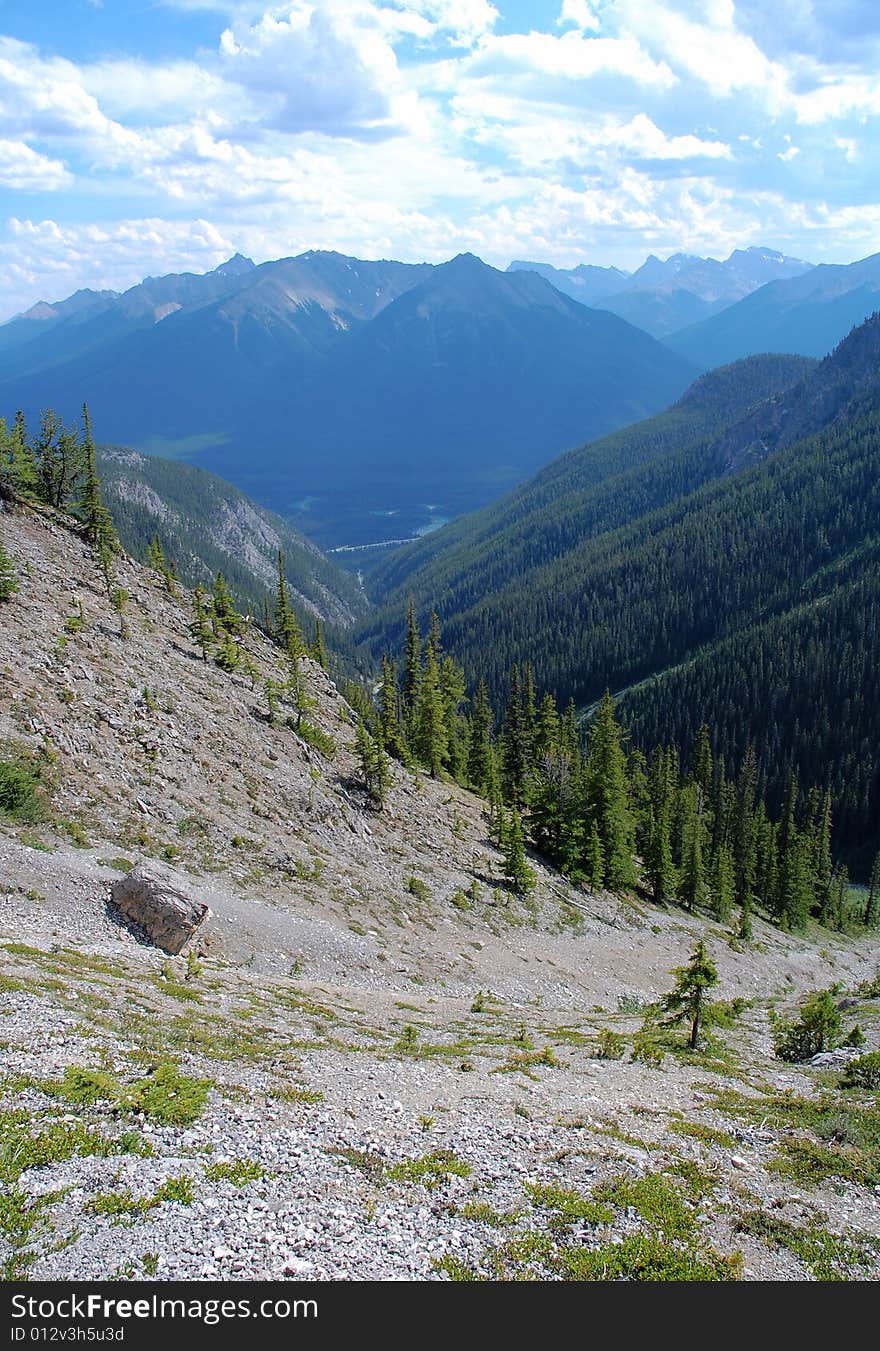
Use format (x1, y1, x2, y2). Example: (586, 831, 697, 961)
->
(110, 863, 209, 954)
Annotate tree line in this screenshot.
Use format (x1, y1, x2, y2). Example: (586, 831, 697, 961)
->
(352, 605, 879, 934)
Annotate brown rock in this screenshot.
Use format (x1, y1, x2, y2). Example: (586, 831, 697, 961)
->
(110, 862, 210, 954)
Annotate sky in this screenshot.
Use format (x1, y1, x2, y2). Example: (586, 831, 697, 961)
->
(0, 0, 879, 319)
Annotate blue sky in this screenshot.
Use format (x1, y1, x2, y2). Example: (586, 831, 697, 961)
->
(0, 0, 879, 318)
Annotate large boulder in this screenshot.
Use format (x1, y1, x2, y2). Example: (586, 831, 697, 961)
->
(110, 863, 210, 954)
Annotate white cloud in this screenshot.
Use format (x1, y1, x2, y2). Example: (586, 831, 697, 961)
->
(0, 140, 71, 191)
(558, 0, 601, 32)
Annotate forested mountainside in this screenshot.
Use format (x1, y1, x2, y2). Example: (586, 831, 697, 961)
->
(0, 252, 694, 550)
(366, 353, 814, 603)
(97, 447, 365, 628)
(667, 252, 880, 369)
(359, 318, 880, 870)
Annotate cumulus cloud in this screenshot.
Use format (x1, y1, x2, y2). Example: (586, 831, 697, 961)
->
(0, 140, 71, 191)
(1, 1, 880, 318)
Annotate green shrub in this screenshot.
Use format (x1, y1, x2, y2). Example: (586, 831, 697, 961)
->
(406, 876, 429, 902)
(204, 1159, 264, 1187)
(128, 1064, 211, 1126)
(558, 1234, 741, 1282)
(840, 1051, 880, 1091)
(0, 755, 47, 824)
(594, 1028, 626, 1060)
(56, 1067, 123, 1106)
(773, 989, 842, 1062)
(297, 720, 337, 759)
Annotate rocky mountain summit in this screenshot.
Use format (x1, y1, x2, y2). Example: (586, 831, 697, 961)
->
(1, 500, 879, 1282)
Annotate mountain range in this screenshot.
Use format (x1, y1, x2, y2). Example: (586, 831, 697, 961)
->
(0, 251, 694, 551)
(509, 245, 814, 336)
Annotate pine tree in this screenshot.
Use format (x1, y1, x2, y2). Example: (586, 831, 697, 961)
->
(356, 720, 391, 809)
(659, 940, 718, 1049)
(732, 746, 758, 913)
(273, 551, 301, 655)
(414, 639, 447, 777)
(215, 629, 240, 672)
(79, 405, 118, 557)
(189, 587, 214, 662)
(0, 537, 19, 601)
(1, 411, 37, 497)
(711, 844, 735, 923)
(692, 723, 714, 795)
(813, 789, 834, 924)
(584, 818, 605, 891)
(111, 586, 129, 639)
(34, 409, 81, 509)
(645, 747, 676, 905)
(866, 851, 880, 929)
(677, 784, 708, 911)
(501, 665, 528, 805)
(212, 572, 244, 637)
(310, 618, 327, 669)
(286, 657, 313, 731)
(403, 599, 421, 721)
(501, 808, 535, 895)
(778, 829, 813, 931)
(378, 655, 406, 760)
(583, 691, 635, 890)
(265, 678, 280, 726)
(774, 771, 800, 920)
(467, 679, 494, 794)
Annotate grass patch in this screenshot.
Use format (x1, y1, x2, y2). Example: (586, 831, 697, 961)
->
(203, 1159, 265, 1187)
(87, 1176, 195, 1222)
(557, 1234, 742, 1282)
(670, 1120, 736, 1150)
(459, 1201, 519, 1228)
(768, 1137, 879, 1188)
(525, 1181, 613, 1230)
(735, 1210, 878, 1280)
(385, 1150, 471, 1187)
(274, 1085, 325, 1105)
(0, 1110, 149, 1184)
(593, 1173, 698, 1241)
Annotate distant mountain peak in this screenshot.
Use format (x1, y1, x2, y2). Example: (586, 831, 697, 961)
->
(213, 253, 255, 277)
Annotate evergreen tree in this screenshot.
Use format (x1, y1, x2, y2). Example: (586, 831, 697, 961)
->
(378, 654, 406, 760)
(0, 412, 37, 496)
(660, 940, 718, 1049)
(583, 691, 636, 890)
(79, 405, 118, 557)
(774, 771, 800, 919)
(0, 537, 19, 601)
(501, 665, 528, 805)
(403, 599, 421, 721)
(34, 409, 82, 510)
(215, 629, 240, 673)
(778, 830, 813, 931)
(310, 618, 327, 669)
(414, 639, 447, 778)
(286, 657, 312, 731)
(677, 784, 708, 911)
(584, 818, 605, 891)
(732, 746, 758, 913)
(644, 747, 676, 905)
(692, 723, 714, 795)
(711, 844, 735, 923)
(501, 808, 536, 895)
(467, 679, 495, 794)
(265, 678, 280, 726)
(212, 572, 244, 637)
(440, 653, 468, 783)
(813, 789, 834, 924)
(189, 586, 214, 662)
(866, 851, 880, 929)
(273, 550, 302, 655)
(356, 720, 391, 809)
